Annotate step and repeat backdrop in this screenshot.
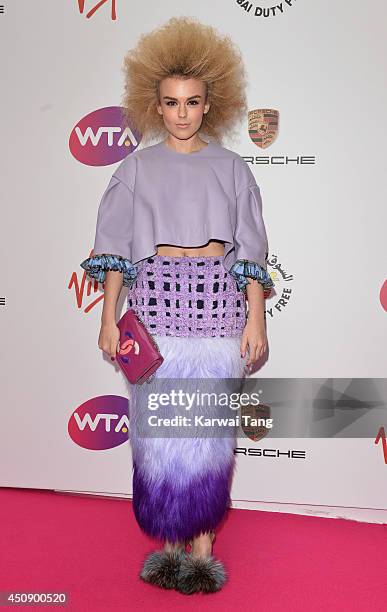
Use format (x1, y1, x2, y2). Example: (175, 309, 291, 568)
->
(1, 1, 386, 522)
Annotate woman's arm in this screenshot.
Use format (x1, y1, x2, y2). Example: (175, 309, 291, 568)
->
(98, 270, 124, 360)
(80, 171, 138, 360)
(240, 279, 267, 366)
(100, 270, 124, 325)
(229, 159, 274, 366)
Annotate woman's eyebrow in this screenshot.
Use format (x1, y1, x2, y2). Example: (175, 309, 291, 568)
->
(162, 95, 203, 101)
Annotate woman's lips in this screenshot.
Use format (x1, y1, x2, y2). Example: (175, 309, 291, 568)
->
(176, 124, 189, 128)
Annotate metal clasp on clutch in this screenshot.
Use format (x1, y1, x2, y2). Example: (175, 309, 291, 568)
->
(146, 373, 156, 384)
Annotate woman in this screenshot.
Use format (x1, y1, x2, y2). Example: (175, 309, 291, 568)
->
(80, 16, 274, 594)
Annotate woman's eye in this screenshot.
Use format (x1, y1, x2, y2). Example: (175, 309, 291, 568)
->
(165, 100, 199, 106)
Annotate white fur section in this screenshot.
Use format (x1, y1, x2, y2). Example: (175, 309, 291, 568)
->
(153, 335, 248, 379)
(126, 335, 249, 484)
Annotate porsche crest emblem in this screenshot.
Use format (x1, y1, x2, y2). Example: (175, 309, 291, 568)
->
(248, 109, 279, 149)
(241, 402, 271, 442)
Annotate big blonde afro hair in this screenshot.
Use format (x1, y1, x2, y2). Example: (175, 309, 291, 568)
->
(121, 16, 248, 145)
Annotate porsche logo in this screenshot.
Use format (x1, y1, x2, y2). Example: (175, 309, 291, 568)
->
(241, 402, 271, 442)
(248, 109, 279, 149)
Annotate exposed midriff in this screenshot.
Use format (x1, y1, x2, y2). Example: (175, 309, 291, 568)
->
(156, 239, 225, 258)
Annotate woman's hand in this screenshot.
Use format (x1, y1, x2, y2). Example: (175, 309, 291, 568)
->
(240, 318, 268, 366)
(98, 320, 120, 361)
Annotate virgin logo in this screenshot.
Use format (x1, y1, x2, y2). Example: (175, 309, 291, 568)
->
(77, 0, 117, 20)
(69, 249, 103, 314)
(69, 106, 142, 166)
(375, 427, 387, 464)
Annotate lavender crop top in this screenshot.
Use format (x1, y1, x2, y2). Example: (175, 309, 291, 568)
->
(80, 140, 274, 295)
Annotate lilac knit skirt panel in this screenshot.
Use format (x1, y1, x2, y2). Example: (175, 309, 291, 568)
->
(127, 254, 247, 337)
(126, 254, 249, 543)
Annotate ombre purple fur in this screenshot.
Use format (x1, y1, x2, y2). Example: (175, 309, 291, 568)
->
(132, 459, 234, 543)
(126, 334, 249, 543)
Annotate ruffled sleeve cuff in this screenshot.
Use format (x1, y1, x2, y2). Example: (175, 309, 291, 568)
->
(80, 253, 138, 288)
(229, 259, 274, 296)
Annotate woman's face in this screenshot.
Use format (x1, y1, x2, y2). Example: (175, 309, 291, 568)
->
(156, 77, 210, 141)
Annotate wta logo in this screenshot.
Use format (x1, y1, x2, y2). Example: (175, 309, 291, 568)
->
(68, 395, 130, 450)
(380, 280, 387, 312)
(69, 106, 142, 166)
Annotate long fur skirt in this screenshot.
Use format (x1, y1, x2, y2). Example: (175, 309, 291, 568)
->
(127, 334, 248, 544)
(126, 254, 248, 544)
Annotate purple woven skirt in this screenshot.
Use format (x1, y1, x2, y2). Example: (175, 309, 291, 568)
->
(125, 254, 249, 543)
(127, 254, 247, 337)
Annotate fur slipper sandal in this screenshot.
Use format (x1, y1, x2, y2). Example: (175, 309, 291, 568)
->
(140, 548, 187, 590)
(175, 553, 227, 594)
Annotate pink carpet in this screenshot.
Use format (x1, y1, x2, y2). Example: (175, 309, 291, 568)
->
(0, 487, 385, 611)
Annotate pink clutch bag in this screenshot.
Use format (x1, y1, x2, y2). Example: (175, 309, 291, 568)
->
(116, 309, 164, 384)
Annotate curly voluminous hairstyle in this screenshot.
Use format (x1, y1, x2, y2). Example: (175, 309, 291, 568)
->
(121, 16, 248, 146)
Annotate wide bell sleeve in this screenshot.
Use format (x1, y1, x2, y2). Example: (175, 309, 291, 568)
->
(229, 182, 275, 296)
(80, 175, 138, 288)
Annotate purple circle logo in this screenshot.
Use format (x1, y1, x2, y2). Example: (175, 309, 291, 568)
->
(69, 106, 142, 166)
(68, 395, 130, 450)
